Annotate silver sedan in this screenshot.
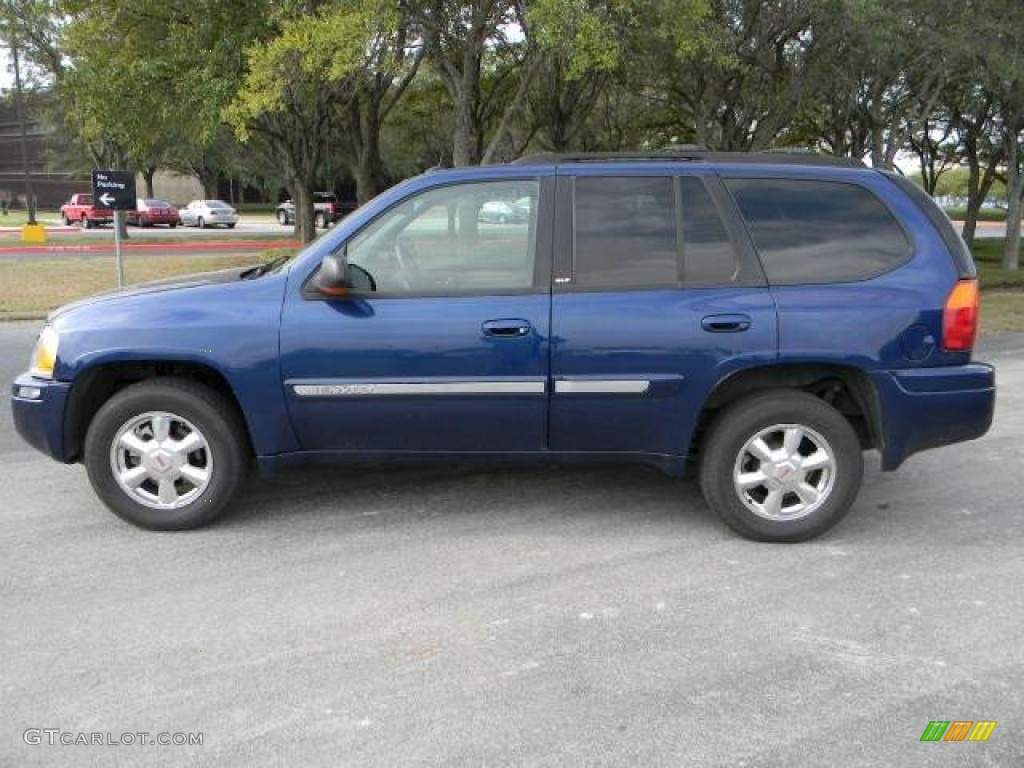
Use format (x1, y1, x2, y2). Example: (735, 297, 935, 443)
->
(179, 200, 239, 229)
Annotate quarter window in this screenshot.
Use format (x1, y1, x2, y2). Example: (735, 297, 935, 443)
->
(345, 180, 539, 294)
(725, 178, 910, 284)
(679, 176, 740, 286)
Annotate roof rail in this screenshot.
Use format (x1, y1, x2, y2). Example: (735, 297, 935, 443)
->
(511, 150, 865, 168)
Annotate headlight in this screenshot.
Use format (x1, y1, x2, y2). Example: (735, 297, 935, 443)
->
(30, 326, 59, 379)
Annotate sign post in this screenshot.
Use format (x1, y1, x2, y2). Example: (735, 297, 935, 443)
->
(91, 171, 137, 288)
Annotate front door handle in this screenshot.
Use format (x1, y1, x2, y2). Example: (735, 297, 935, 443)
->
(701, 313, 752, 333)
(482, 319, 532, 338)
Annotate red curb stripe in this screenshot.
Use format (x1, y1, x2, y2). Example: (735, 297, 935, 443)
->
(0, 240, 300, 255)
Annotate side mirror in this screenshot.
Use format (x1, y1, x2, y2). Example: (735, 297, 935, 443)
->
(317, 252, 350, 296)
(316, 252, 376, 297)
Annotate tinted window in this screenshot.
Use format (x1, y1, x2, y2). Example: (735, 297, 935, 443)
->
(725, 178, 909, 284)
(679, 176, 739, 285)
(346, 180, 539, 294)
(573, 176, 677, 288)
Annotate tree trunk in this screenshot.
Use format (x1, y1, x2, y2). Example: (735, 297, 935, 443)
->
(1003, 136, 1022, 271)
(143, 167, 156, 199)
(292, 182, 317, 244)
(962, 155, 981, 247)
(452, 90, 480, 167)
(960, 140, 1001, 248)
(354, 108, 384, 204)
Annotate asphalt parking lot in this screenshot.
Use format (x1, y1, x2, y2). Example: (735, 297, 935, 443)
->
(1, 322, 1022, 767)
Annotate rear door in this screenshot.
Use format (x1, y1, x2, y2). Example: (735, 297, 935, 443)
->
(549, 169, 778, 459)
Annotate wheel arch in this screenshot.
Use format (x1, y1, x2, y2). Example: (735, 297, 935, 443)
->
(63, 360, 254, 463)
(692, 363, 884, 459)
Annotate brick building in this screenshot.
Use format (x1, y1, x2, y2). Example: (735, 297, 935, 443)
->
(0, 98, 82, 210)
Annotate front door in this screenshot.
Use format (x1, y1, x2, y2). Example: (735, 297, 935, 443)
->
(279, 177, 552, 453)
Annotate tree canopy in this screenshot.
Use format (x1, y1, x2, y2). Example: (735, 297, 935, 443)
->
(0, 0, 1021, 259)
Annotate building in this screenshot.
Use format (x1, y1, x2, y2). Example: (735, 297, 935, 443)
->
(0, 97, 81, 210)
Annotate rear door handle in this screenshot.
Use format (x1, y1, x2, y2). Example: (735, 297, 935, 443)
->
(482, 319, 532, 338)
(701, 313, 752, 333)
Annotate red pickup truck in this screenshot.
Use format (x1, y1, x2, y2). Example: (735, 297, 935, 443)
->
(60, 193, 114, 228)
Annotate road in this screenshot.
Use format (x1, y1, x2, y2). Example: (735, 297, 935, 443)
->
(1, 325, 1022, 767)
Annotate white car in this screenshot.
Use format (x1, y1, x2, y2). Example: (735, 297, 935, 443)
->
(179, 200, 238, 229)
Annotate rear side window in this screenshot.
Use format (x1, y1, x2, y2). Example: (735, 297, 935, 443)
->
(571, 176, 743, 289)
(573, 176, 677, 288)
(725, 178, 910, 284)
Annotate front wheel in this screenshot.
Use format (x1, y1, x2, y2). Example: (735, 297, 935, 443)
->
(699, 390, 863, 542)
(276, 210, 289, 225)
(315, 211, 326, 229)
(197, 217, 205, 229)
(84, 378, 249, 530)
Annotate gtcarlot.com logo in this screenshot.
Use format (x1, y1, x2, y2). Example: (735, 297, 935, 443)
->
(920, 720, 997, 742)
(23, 729, 203, 747)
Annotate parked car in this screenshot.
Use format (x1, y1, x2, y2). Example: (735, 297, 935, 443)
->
(60, 193, 112, 228)
(179, 200, 238, 229)
(12, 151, 995, 541)
(275, 192, 353, 229)
(127, 199, 179, 228)
(477, 200, 519, 224)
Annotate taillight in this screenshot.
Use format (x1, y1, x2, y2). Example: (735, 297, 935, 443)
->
(942, 278, 979, 351)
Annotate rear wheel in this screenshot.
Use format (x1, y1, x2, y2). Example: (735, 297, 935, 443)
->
(699, 390, 863, 542)
(197, 216, 206, 229)
(83, 378, 249, 530)
(276, 209, 289, 225)
(81, 215, 91, 230)
(315, 211, 326, 229)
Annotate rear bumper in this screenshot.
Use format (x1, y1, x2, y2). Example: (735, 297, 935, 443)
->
(10, 372, 71, 462)
(870, 363, 995, 470)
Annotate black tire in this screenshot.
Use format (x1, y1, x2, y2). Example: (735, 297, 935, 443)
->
(315, 211, 326, 229)
(197, 216, 206, 229)
(276, 209, 289, 225)
(83, 378, 249, 530)
(226, 223, 236, 229)
(169, 221, 178, 229)
(81, 216, 91, 230)
(64, 214, 72, 226)
(699, 390, 863, 542)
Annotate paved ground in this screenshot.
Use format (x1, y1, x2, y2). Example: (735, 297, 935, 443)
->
(1, 324, 1022, 767)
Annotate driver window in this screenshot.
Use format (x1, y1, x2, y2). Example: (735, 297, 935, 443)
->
(345, 179, 540, 294)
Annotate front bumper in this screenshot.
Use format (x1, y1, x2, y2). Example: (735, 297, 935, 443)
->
(870, 363, 996, 470)
(11, 372, 72, 462)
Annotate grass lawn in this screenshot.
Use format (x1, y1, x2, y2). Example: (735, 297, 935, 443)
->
(944, 206, 1008, 222)
(0, 253, 269, 320)
(980, 292, 1024, 334)
(971, 239, 1024, 290)
(0, 210, 63, 227)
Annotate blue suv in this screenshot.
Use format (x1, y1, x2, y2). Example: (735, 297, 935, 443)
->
(11, 152, 996, 541)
